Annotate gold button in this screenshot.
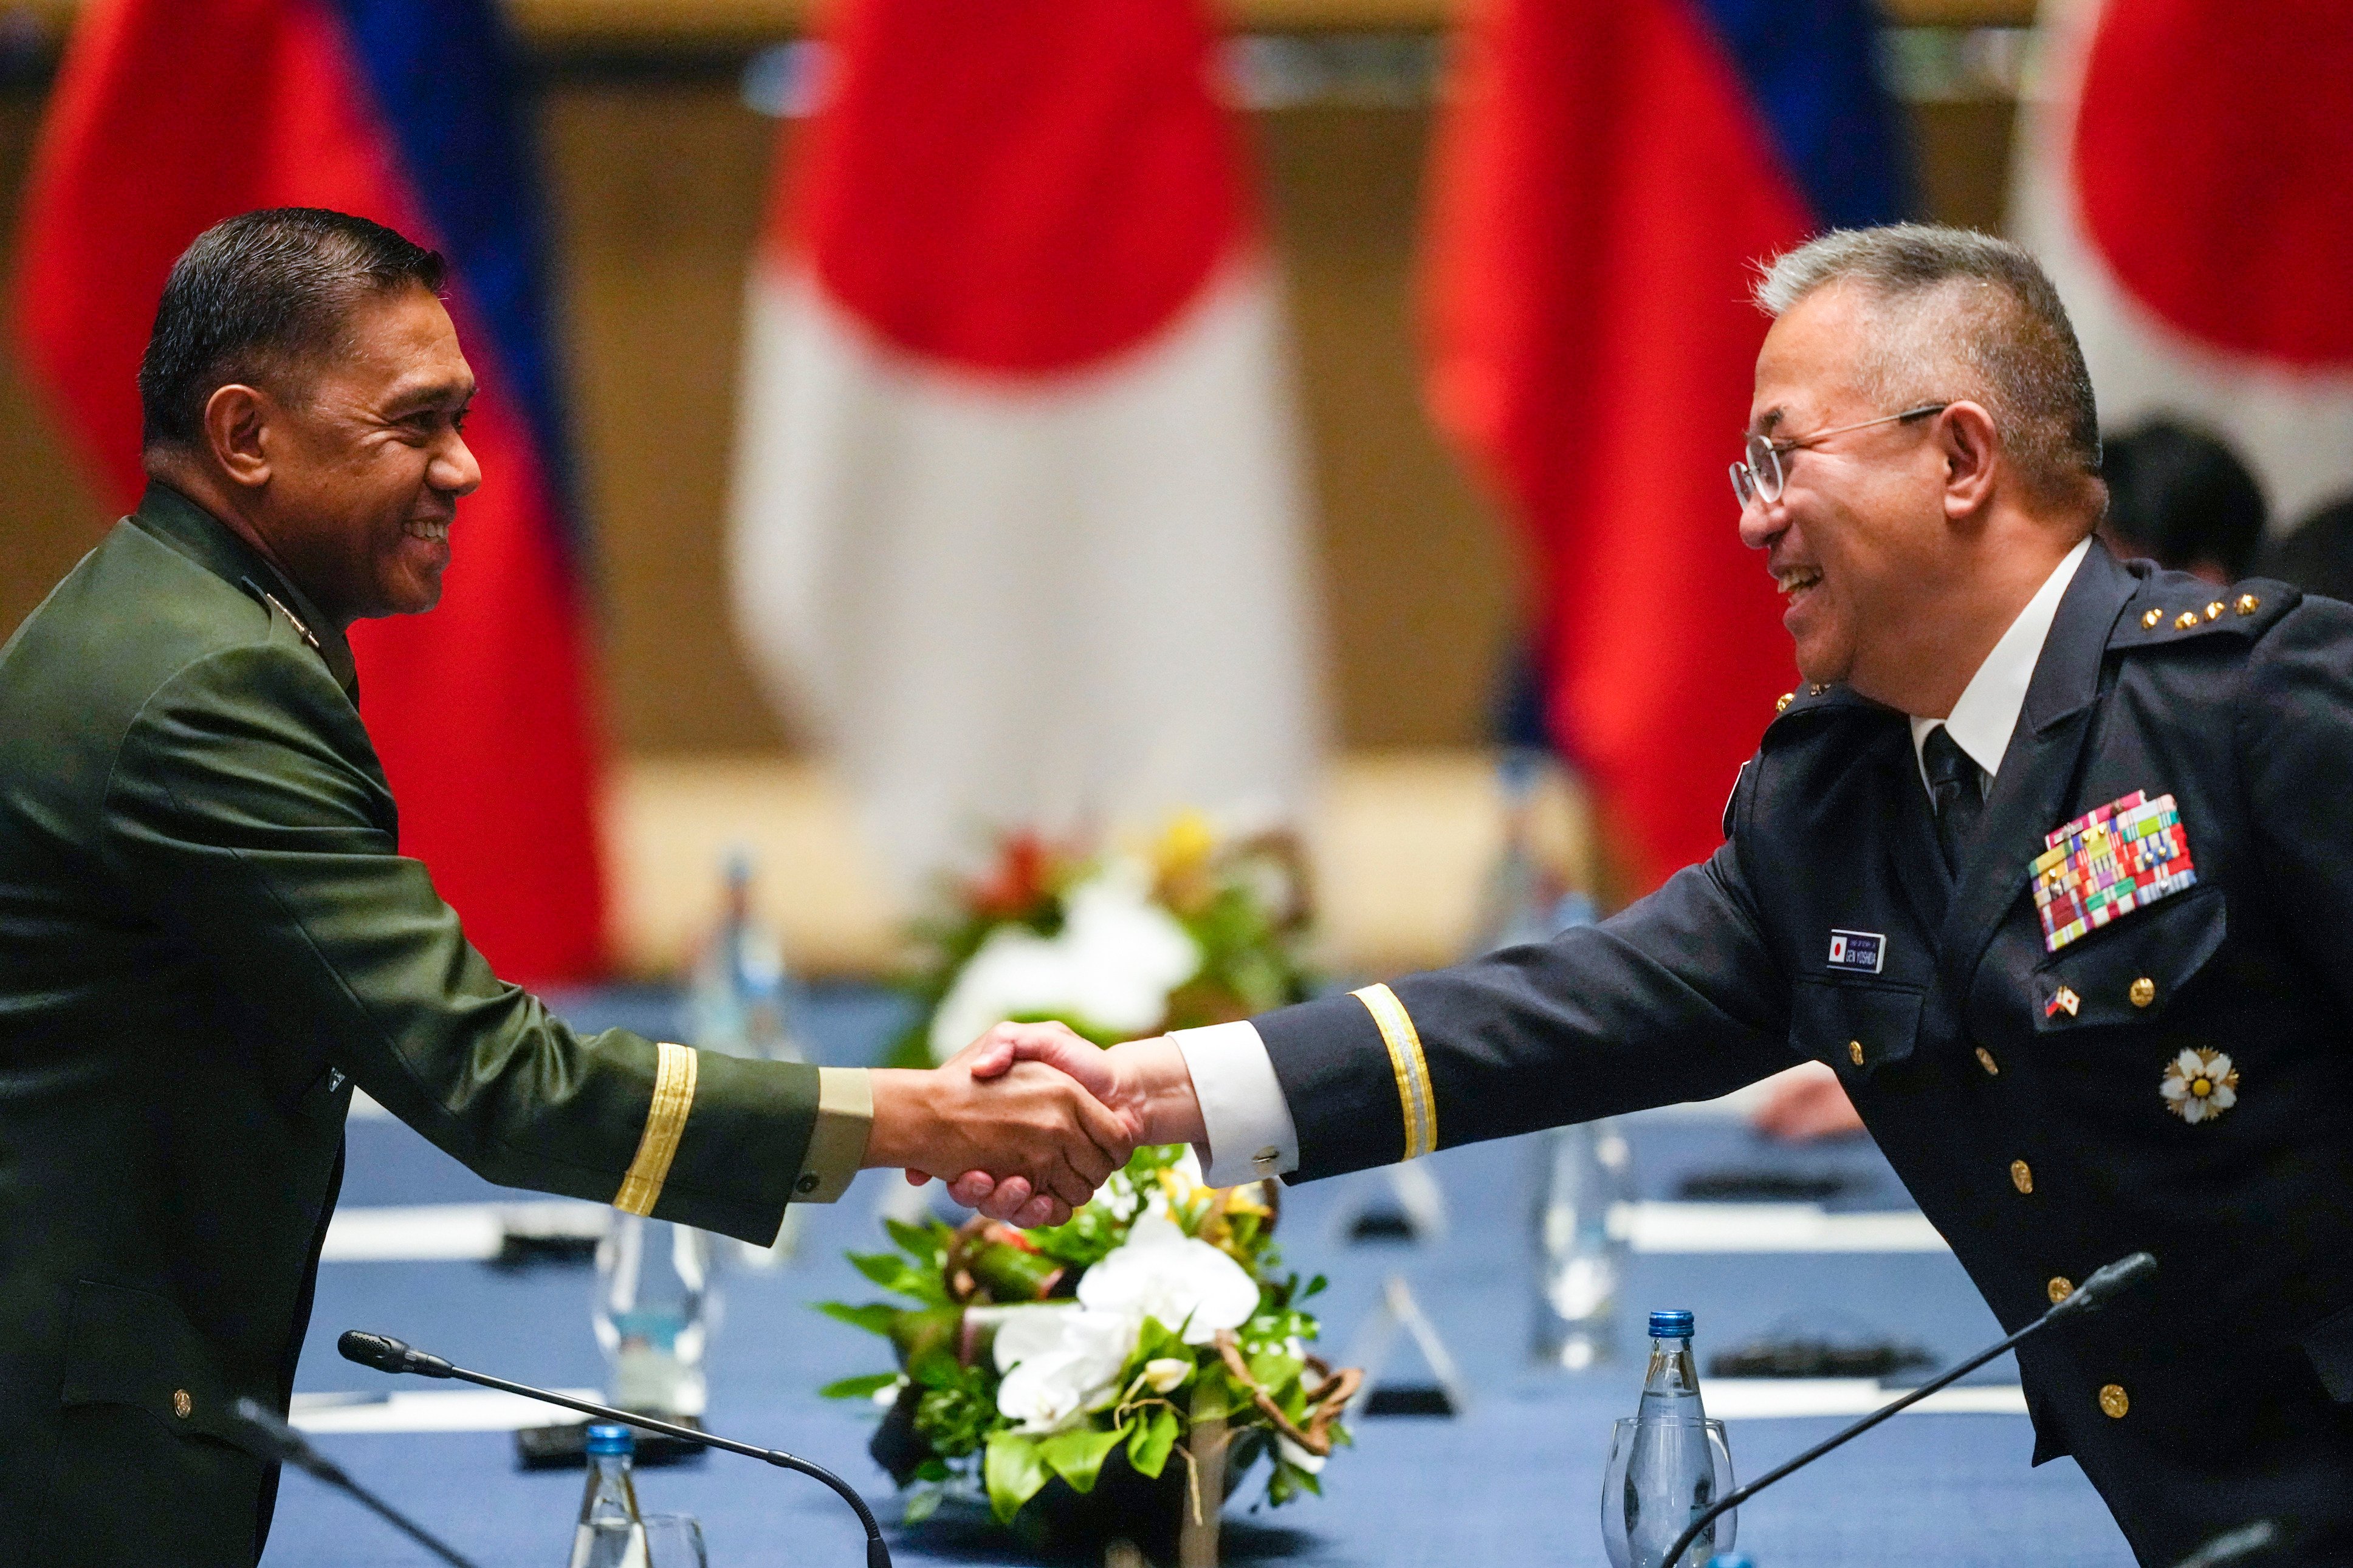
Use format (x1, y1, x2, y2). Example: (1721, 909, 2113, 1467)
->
(2174, 611, 2200, 631)
(2140, 608, 2163, 629)
(1848, 1039, 1865, 1067)
(1809, 683, 1827, 696)
(2205, 600, 2226, 620)
(2099, 1383, 2129, 1419)
(1775, 692, 1793, 714)
(172, 1389, 193, 1419)
(2236, 593, 2261, 615)
(2010, 1159, 2033, 1194)
(2047, 1276, 2074, 1304)
(1975, 1047, 1999, 1076)
(2129, 976, 2155, 1008)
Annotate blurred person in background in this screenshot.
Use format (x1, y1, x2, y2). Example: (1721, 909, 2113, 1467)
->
(2259, 494, 2353, 605)
(2098, 417, 2267, 583)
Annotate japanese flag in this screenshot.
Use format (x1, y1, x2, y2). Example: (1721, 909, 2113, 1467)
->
(729, 0, 1324, 883)
(2013, 0, 2353, 521)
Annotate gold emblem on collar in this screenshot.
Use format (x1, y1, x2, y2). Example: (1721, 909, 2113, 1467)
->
(2160, 1047, 2237, 1124)
(261, 591, 322, 653)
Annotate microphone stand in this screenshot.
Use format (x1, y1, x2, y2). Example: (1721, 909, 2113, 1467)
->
(340, 1330, 894, 1568)
(232, 1396, 481, 1568)
(1659, 1250, 2157, 1568)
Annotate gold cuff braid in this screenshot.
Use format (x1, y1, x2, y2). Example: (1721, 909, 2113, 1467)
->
(1351, 983, 1435, 1162)
(614, 1041, 698, 1216)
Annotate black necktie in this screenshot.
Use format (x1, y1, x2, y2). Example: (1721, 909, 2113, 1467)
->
(1922, 725, 1985, 877)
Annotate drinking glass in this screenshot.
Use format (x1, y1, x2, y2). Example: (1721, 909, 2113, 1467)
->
(644, 1513, 707, 1568)
(1600, 1416, 1734, 1568)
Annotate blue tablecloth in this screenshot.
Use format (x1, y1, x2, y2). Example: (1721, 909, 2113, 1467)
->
(263, 985, 2135, 1567)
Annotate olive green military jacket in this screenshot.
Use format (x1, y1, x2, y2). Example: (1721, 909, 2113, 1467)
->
(0, 486, 864, 1566)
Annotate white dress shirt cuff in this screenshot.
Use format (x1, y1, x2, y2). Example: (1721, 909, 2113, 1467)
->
(1171, 1021, 1300, 1187)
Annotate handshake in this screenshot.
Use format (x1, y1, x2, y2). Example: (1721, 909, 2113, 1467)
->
(859, 1022, 1207, 1228)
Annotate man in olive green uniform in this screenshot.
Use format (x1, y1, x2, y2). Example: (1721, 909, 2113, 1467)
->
(0, 209, 1125, 1566)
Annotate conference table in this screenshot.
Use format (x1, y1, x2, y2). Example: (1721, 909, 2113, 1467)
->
(263, 985, 2137, 1567)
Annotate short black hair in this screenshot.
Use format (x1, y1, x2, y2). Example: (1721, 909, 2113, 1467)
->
(138, 208, 446, 453)
(2256, 494, 2353, 603)
(2101, 419, 2267, 580)
(1754, 225, 2106, 513)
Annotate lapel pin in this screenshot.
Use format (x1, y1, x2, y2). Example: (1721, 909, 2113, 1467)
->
(2160, 1048, 2237, 1124)
(2044, 985, 2081, 1019)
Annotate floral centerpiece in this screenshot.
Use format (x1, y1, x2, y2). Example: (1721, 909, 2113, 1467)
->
(825, 819, 1350, 1546)
(820, 1148, 1357, 1538)
(885, 814, 1317, 1068)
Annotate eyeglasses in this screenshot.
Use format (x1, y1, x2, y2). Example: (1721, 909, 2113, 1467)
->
(1730, 403, 1949, 510)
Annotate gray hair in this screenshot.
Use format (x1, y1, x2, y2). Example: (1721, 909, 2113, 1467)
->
(1753, 224, 2103, 512)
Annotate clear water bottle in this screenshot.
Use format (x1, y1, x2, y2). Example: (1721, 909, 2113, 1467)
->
(687, 849, 805, 1064)
(687, 849, 808, 1268)
(594, 1215, 717, 1417)
(1533, 1118, 1632, 1368)
(569, 1423, 650, 1568)
(1469, 750, 1567, 955)
(1606, 1309, 1732, 1568)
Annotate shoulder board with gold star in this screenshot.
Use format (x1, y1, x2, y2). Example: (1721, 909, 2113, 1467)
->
(2112, 577, 2297, 651)
(1762, 680, 1869, 736)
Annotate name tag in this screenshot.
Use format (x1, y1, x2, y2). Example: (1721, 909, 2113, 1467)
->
(1826, 930, 1884, 974)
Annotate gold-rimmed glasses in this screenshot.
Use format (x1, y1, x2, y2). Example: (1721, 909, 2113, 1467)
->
(1730, 402, 1949, 509)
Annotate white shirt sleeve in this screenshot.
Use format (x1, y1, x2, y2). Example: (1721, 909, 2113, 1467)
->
(1170, 1020, 1300, 1186)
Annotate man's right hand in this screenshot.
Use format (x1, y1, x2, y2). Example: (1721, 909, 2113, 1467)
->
(862, 1055, 1135, 1228)
(941, 1022, 1208, 1222)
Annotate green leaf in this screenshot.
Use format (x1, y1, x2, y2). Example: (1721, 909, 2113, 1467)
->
(908, 1343, 963, 1389)
(1037, 1425, 1125, 1494)
(885, 1217, 945, 1261)
(817, 1302, 899, 1338)
(849, 1250, 919, 1291)
(902, 1486, 944, 1525)
(1303, 1273, 1328, 1299)
(984, 1431, 1051, 1523)
(1126, 1405, 1181, 1479)
(1132, 1316, 1189, 1364)
(1248, 1350, 1304, 1392)
(913, 1458, 951, 1484)
(819, 1372, 901, 1401)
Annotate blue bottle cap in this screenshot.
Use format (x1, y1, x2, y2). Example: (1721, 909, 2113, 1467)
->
(586, 1423, 635, 1456)
(1649, 1309, 1696, 1338)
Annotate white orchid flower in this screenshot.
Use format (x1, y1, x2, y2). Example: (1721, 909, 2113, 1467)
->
(927, 858, 1201, 1060)
(1276, 1434, 1327, 1475)
(991, 1306, 1139, 1433)
(1139, 1357, 1192, 1394)
(1077, 1215, 1260, 1345)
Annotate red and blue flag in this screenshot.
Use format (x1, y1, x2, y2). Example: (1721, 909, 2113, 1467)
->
(1425, 0, 1908, 894)
(16, 0, 606, 982)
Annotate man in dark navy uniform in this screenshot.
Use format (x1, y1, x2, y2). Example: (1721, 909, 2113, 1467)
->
(965, 225, 2353, 1564)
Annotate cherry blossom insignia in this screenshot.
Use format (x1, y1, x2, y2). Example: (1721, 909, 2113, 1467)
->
(2160, 1047, 2238, 1124)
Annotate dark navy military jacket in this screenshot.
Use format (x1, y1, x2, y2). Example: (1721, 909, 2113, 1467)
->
(1256, 541, 2353, 1565)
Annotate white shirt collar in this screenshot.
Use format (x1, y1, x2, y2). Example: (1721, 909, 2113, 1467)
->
(1909, 535, 2092, 787)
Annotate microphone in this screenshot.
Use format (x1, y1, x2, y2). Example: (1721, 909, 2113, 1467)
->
(230, 1396, 481, 1568)
(1661, 1250, 2158, 1568)
(340, 1330, 893, 1568)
